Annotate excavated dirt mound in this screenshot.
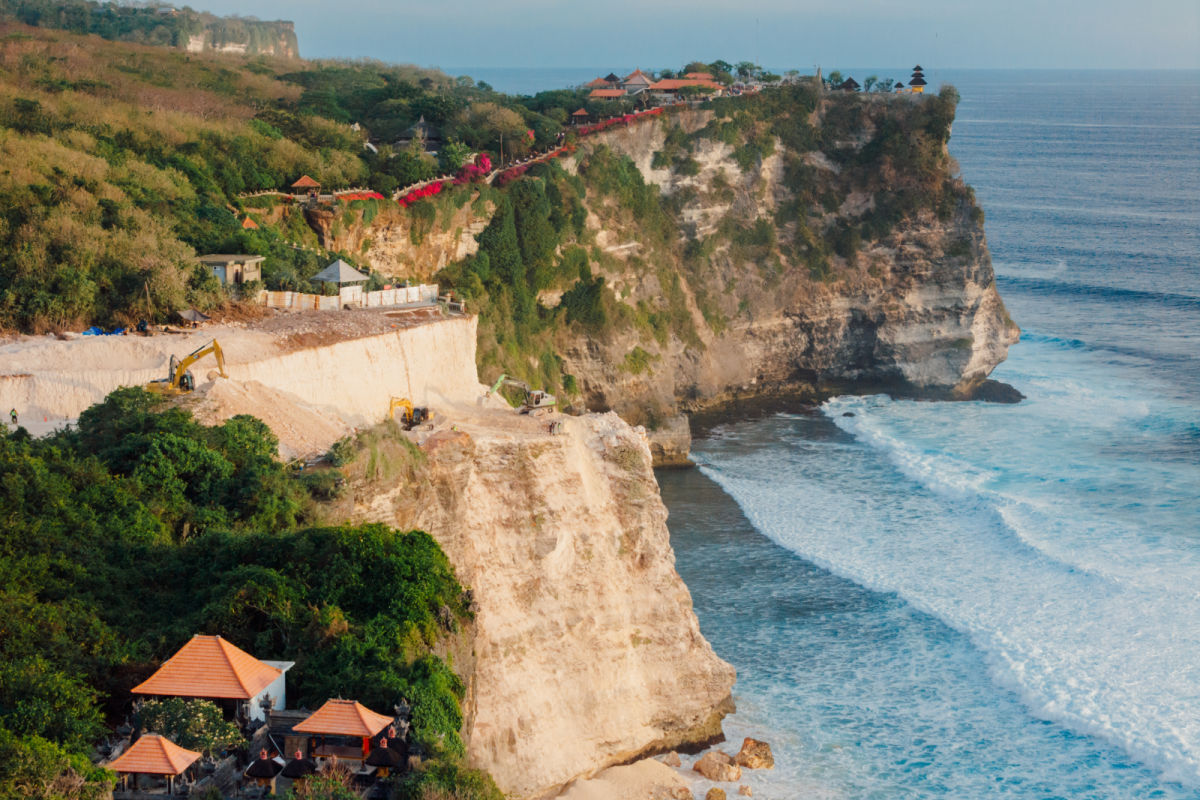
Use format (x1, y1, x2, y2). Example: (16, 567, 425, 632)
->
(184, 378, 352, 462)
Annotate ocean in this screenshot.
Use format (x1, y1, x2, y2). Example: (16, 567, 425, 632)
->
(658, 70, 1200, 798)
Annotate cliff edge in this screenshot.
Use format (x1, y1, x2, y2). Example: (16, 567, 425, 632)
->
(341, 404, 736, 798)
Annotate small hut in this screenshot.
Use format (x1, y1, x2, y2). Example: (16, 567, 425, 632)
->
(293, 699, 393, 763)
(571, 107, 590, 125)
(196, 254, 265, 287)
(840, 77, 861, 91)
(909, 65, 927, 93)
(107, 734, 201, 794)
(291, 175, 321, 200)
(894, 79, 906, 92)
(241, 217, 259, 230)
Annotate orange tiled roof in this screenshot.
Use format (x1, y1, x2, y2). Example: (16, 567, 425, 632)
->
(589, 89, 626, 99)
(624, 69, 653, 83)
(132, 635, 281, 700)
(291, 175, 321, 188)
(683, 71, 714, 80)
(241, 217, 259, 229)
(292, 699, 393, 737)
(108, 735, 201, 776)
(585, 77, 613, 87)
(648, 79, 723, 91)
(571, 107, 590, 116)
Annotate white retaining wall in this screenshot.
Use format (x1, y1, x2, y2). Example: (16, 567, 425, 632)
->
(260, 284, 438, 311)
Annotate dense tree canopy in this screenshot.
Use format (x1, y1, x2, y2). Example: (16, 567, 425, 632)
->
(0, 390, 474, 796)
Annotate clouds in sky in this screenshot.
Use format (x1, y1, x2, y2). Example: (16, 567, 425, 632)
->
(191, 0, 1199, 69)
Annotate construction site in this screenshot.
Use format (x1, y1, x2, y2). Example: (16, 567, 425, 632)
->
(0, 304, 562, 462)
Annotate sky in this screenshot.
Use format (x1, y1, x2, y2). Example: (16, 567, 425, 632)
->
(187, 0, 1200, 72)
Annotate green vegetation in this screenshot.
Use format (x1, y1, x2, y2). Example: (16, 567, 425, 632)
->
(0, 24, 581, 331)
(136, 699, 241, 758)
(0, 388, 472, 797)
(438, 160, 597, 393)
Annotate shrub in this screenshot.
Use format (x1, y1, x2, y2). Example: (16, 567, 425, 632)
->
(137, 699, 242, 758)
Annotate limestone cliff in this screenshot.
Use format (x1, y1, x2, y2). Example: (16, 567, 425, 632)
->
(558, 95, 1019, 425)
(182, 17, 299, 58)
(340, 409, 735, 798)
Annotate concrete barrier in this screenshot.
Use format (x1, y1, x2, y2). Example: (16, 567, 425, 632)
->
(260, 284, 438, 311)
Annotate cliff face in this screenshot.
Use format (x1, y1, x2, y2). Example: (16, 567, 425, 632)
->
(341, 410, 735, 798)
(306, 199, 493, 281)
(560, 101, 1019, 423)
(182, 17, 299, 58)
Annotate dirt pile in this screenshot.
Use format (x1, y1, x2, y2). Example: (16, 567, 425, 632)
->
(185, 378, 351, 461)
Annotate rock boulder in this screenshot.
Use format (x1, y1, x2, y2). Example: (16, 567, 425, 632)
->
(733, 738, 774, 770)
(693, 751, 741, 783)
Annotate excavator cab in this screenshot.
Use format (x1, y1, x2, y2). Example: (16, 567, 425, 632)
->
(485, 374, 557, 416)
(150, 340, 227, 395)
(389, 397, 429, 430)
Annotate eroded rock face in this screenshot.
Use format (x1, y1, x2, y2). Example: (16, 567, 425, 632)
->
(562, 108, 1019, 423)
(646, 414, 692, 468)
(353, 413, 735, 798)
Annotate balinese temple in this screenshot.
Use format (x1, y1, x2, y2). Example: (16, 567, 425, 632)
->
(894, 79, 906, 92)
(840, 77, 861, 91)
(107, 734, 201, 794)
(293, 699, 394, 762)
(131, 635, 292, 722)
(909, 65, 927, 93)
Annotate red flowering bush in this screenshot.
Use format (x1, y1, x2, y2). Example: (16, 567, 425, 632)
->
(396, 181, 448, 208)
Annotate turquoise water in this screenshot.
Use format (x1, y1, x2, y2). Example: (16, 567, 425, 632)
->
(661, 71, 1200, 798)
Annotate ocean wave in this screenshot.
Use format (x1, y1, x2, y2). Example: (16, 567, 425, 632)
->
(693, 407, 1200, 789)
(998, 274, 1200, 309)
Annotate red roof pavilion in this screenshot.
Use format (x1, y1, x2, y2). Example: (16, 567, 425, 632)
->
(131, 635, 281, 701)
(108, 735, 201, 776)
(293, 699, 393, 738)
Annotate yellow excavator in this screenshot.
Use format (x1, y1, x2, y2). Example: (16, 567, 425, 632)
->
(149, 340, 227, 395)
(485, 374, 557, 415)
(389, 397, 429, 430)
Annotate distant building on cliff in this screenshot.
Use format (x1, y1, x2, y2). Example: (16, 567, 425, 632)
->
(197, 254, 265, 287)
(909, 65, 927, 94)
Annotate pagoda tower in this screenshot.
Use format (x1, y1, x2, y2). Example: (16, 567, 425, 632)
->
(909, 65, 927, 94)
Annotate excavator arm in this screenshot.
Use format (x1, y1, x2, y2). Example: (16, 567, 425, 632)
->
(172, 340, 227, 388)
(153, 340, 228, 394)
(484, 373, 556, 415)
(389, 397, 414, 423)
